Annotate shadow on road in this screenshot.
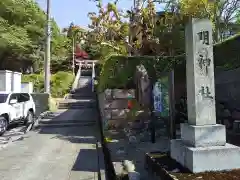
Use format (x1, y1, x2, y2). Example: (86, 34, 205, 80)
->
(32, 76, 106, 178)
(72, 149, 105, 172)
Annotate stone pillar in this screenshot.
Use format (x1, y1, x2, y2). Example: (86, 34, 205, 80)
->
(170, 18, 240, 173)
(185, 19, 216, 126)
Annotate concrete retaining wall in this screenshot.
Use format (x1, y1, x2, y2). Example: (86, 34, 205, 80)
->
(31, 93, 49, 116)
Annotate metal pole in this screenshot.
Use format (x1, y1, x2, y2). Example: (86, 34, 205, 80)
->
(169, 71, 176, 139)
(44, 0, 51, 93)
(150, 80, 156, 143)
(72, 36, 75, 74)
(92, 62, 95, 92)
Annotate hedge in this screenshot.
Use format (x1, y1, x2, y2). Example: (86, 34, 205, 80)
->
(22, 71, 74, 98)
(214, 33, 240, 69)
(97, 55, 184, 92)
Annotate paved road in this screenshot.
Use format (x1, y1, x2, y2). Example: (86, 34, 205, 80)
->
(0, 77, 104, 180)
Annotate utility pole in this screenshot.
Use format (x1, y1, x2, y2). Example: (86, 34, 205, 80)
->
(44, 0, 51, 93)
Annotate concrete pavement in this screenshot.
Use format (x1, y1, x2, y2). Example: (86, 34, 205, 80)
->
(0, 76, 105, 180)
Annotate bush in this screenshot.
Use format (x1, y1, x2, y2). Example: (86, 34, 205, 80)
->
(214, 33, 240, 69)
(22, 71, 74, 98)
(98, 55, 182, 92)
(51, 71, 74, 97)
(22, 73, 44, 93)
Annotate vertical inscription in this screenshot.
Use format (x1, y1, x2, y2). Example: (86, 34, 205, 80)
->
(197, 31, 210, 45)
(186, 19, 216, 125)
(197, 48, 211, 75)
(196, 30, 213, 99)
(197, 30, 211, 76)
(199, 86, 213, 99)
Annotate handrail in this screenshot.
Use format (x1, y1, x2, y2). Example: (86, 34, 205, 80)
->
(92, 62, 95, 92)
(72, 65, 81, 91)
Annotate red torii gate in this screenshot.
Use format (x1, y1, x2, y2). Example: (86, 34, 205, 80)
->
(75, 44, 89, 60)
(73, 44, 89, 74)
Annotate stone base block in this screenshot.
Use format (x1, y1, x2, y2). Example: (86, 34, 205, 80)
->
(171, 139, 240, 173)
(181, 123, 226, 147)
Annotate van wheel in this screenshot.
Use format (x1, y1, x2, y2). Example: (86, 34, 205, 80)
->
(0, 116, 8, 135)
(24, 111, 34, 125)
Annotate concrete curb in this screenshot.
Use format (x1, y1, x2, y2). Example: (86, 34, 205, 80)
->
(96, 141, 107, 180)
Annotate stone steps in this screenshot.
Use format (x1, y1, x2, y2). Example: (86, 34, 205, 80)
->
(36, 116, 96, 128)
(80, 70, 92, 76)
(38, 119, 96, 125)
(58, 103, 96, 109)
(36, 122, 96, 128)
(67, 93, 95, 99)
(58, 98, 96, 109)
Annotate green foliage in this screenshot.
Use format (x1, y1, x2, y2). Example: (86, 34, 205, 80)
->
(22, 73, 44, 93)
(214, 33, 240, 69)
(22, 72, 74, 97)
(237, 11, 240, 24)
(98, 55, 158, 92)
(86, 1, 130, 59)
(50, 72, 74, 97)
(0, 0, 72, 72)
(97, 32, 240, 92)
(97, 54, 188, 92)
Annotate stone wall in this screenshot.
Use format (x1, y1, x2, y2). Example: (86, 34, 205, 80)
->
(173, 67, 240, 110)
(215, 68, 240, 109)
(98, 89, 135, 130)
(31, 93, 49, 116)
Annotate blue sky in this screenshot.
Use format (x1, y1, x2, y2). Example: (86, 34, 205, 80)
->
(36, 0, 133, 29)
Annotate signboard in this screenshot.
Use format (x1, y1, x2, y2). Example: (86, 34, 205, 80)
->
(151, 71, 175, 139)
(153, 81, 162, 112)
(153, 75, 170, 117)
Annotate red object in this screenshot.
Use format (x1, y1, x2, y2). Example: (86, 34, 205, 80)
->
(75, 44, 89, 59)
(128, 100, 133, 109)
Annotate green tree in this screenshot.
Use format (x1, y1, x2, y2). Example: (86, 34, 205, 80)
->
(162, 0, 240, 42)
(0, 0, 72, 73)
(86, 0, 130, 60)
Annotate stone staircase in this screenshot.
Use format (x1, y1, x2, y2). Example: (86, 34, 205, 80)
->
(36, 110, 97, 128)
(58, 99, 96, 109)
(36, 75, 97, 128)
(58, 76, 96, 110)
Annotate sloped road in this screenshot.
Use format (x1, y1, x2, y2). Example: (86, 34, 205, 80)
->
(0, 77, 105, 180)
